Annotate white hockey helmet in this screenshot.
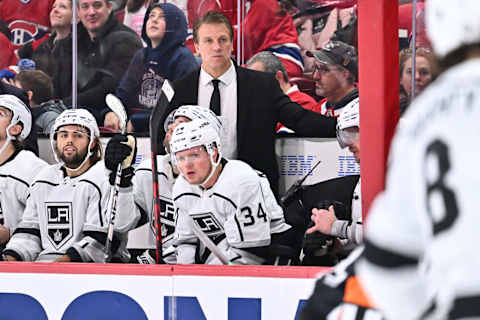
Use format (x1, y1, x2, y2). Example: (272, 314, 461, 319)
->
(336, 97, 359, 149)
(164, 105, 222, 135)
(50, 109, 100, 170)
(170, 119, 222, 185)
(426, 0, 480, 58)
(0, 94, 32, 139)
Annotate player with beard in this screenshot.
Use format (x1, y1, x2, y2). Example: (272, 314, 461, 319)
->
(2, 109, 139, 262)
(0, 95, 47, 248)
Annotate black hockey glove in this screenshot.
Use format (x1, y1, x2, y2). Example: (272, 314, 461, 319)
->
(105, 134, 137, 187)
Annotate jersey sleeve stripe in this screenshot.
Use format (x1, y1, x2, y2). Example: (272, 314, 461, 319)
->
(234, 215, 244, 241)
(364, 239, 418, 268)
(174, 193, 201, 201)
(12, 227, 41, 237)
(78, 179, 103, 226)
(33, 180, 59, 187)
(449, 296, 480, 319)
(211, 193, 238, 209)
(0, 174, 29, 187)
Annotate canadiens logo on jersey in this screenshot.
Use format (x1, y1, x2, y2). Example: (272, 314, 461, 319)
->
(191, 213, 224, 237)
(46, 202, 73, 249)
(8, 20, 49, 47)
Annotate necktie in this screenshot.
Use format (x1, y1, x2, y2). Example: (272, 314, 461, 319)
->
(210, 79, 221, 116)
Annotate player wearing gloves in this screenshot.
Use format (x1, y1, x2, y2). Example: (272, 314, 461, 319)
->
(2, 109, 138, 262)
(357, 0, 480, 318)
(307, 98, 362, 247)
(0, 95, 47, 247)
(171, 119, 291, 265)
(130, 105, 222, 264)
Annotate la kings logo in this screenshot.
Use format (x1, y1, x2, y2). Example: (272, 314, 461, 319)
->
(151, 198, 176, 241)
(191, 213, 224, 237)
(46, 202, 73, 249)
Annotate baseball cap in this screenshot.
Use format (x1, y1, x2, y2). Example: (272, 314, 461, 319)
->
(307, 40, 358, 79)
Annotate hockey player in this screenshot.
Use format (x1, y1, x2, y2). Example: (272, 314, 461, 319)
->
(2, 109, 138, 262)
(306, 98, 362, 247)
(357, 0, 480, 319)
(170, 119, 291, 265)
(130, 104, 221, 264)
(0, 95, 47, 246)
(300, 247, 384, 319)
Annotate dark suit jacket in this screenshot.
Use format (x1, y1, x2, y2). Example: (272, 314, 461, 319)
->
(162, 66, 337, 195)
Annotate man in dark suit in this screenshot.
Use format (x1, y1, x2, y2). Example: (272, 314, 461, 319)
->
(160, 10, 337, 196)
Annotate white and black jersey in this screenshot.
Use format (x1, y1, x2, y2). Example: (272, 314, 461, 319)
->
(357, 59, 480, 319)
(173, 159, 291, 265)
(0, 150, 47, 236)
(4, 161, 138, 262)
(133, 155, 177, 263)
(333, 179, 363, 248)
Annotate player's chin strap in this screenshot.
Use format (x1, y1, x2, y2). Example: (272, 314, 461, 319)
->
(0, 122, 18, 157)
(198, 146, 222, 188)
(50, 135, 95, 172)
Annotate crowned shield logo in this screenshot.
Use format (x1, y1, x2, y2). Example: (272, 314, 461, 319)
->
(46, 202, 73, 249)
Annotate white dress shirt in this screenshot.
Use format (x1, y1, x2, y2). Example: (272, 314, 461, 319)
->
(198, 61, 238, 159)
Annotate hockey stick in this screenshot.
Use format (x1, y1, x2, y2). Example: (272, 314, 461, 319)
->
(189, 215, 232, 265)
(104, 93, 128, 262)
(149, 80, 175, 263)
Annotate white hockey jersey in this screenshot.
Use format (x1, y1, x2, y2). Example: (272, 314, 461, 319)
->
(357, 59, 480, 319)
(5, 161, 138, 262)
(0, 150, 47, 236)
(333, 179, 363, 248)
(173, 159, 290, 265)
(133, 155, 177, 263)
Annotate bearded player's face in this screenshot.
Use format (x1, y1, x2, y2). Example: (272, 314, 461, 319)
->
(55, 125, 91, 168)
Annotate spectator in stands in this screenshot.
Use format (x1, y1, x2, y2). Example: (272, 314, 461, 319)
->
(105, 2, 198, 133)
(53, 0, 142, 124)
(0, 95, 47, 248)
(0, 0, 54, 51)
(399, 47, 437, 116)
(17, 0, 73, 78)
(0, 21, 17, 70)
(236, 0, 304, 79)
(170, 119, 291, 265)
(246, 51, 320, 133)
(14, 70, 68, 134)
(123, 0, 151, 38)
(161, 10, 337, 196)
(307, 40, 358, 118)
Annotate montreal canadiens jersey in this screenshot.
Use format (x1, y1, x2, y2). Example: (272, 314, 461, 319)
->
(358, 59, 480, 319)
(0, 0, 54, 49)
(5, 161, 138, 262)
(133, 155, 177, 263)
(173, 159, 290, 265)
(0, 150, 47, 235)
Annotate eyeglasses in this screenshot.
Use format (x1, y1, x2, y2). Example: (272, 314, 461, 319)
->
(313, 64, 335, 75)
